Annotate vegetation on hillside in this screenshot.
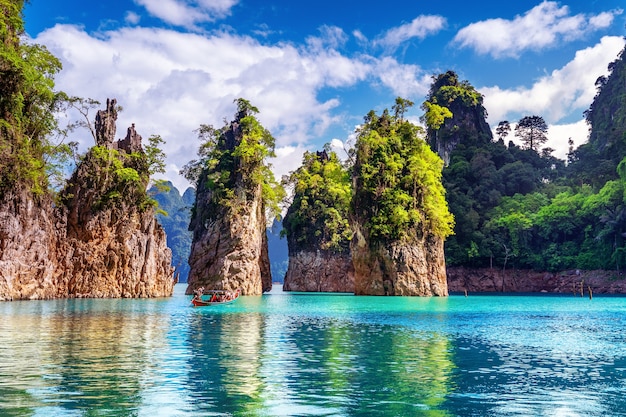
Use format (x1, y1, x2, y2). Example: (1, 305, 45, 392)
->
(352, 99, 454, 244)
(434, 45, 626, 273)
(282, 148, 352, 253)
(0, 0, 73, 197)
(182, 98, 285, 225)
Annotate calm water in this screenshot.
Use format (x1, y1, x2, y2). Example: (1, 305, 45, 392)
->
(1, 285, 626, 417)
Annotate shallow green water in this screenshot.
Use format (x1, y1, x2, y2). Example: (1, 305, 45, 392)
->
(1, 284, 626, 416)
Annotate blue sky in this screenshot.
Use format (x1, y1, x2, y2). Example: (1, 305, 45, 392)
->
(24, 0, 626, 191)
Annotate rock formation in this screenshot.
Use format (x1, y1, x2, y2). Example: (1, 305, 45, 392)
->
(0, 99, 175, 300)
(425, 71, 492, 166)
(283, 251, 354, 292)
(0, 190, 63, 300)
(351, 226, 448, 296)
(447, 267, 626, 295)
(281, 150, 354, 293)
(186, 104, 272, 296)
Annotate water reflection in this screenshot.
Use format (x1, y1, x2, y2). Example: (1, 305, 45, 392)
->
(2, 291, 626, 416)
(184, 301, 455, 416)
(0, 298, 172, 416)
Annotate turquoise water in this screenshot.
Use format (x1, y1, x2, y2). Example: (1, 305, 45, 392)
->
(1, 285, 626, 416)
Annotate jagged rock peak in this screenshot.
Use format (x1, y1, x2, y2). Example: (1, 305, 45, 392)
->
(114, 123, 143, 153)
(95, 98, 118, 147)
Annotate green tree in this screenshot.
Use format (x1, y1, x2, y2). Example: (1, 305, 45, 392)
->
(283, 149, 352, 252)
(353, 98, 454, 244)
(515, 115, 548, 152)
(0, 0, 68, 196)
(495, 121, 511, 142)
(183, 98, 284, 221)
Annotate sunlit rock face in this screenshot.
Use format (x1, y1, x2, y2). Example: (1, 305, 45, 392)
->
(186, 182, 271, 296)
(0, 190, 62, 300)
(351, 226, 448, 296)
(283, 250, 354, 293)
(0, 99, 175, 300)
(185, 110, 272, 296)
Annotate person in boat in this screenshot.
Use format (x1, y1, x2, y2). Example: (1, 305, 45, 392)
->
(192, 287, 205, 303)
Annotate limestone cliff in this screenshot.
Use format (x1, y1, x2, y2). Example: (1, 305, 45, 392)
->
(283, 251, 354, 292)
(186, 102, 273, 296)
(281, 150, 353, 292)
(187, 182, 271, 295)
(425, 71, 492, 166)
(350, 103, 454, 296)
(351, 225, 447, 296)
(0, 99, 175, 300)
(0, 190, 63, 300)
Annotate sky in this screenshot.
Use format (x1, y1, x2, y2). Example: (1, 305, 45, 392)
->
(24, 0, 626, 192)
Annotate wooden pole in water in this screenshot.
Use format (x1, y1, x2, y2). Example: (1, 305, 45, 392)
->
(464, 289, 468, 297)
(588, 286, 593, 300)
(580, 280, 584, 297)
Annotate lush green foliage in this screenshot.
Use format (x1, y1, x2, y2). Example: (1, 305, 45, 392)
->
(283, 149, 352, 252)
(62, 145, 156, 211)
(437, 47, 626, 273)
(183, 98, 285, 221)
(0, 0, 69, 196)
(352, 100, 454, 243)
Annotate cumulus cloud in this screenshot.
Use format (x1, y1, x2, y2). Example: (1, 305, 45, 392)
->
(134, 0, 239, 29)
(33, 24, 390, 191)
(480, 36, 626, 125)
(375, 57, 433, 98)
(374, 15, 446, 50)
(453, 1, 622, 58)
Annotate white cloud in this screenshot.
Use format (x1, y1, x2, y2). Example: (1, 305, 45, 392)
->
(34, 24, 380, 192)
(500, 119, 588, 161)
(375, 57, 432, 98)
(480, 36, 626, 125)
(134, 0, 239, 29)
(453, 1, 622, 58)
(374, 15, 446, 50)
(124, 11, 141, 25)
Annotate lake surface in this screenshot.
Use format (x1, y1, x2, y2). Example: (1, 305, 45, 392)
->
(1, 284, 626, 416)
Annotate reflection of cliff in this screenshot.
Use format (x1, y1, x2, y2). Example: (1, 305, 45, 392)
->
(0, 299, 171, 413)
(186, 311, 266, 415)
(282, 320, 454, 415)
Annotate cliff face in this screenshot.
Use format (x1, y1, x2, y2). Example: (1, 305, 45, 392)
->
(0, 99, 175, 300)
(0, 190, 63, 300)
(351, 227, 447, 296)
(447, 267, 626, 295)
(187, 182, 271, 295)
(186, 106, 272, 296)
(283, 251, 354, 292)
(425, 71, 492, 166)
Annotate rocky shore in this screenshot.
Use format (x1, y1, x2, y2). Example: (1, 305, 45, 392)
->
(447, 266, 626, 295)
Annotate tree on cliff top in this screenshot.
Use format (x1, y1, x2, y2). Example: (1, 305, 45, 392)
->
(282, 148, 352, 253)
(352, 98, 454, 244)
(182, 98, 284, 222)
(422, 70, 492, 156)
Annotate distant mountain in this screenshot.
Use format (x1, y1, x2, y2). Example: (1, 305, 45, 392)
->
(267, 218, 288, 283)
(150, 182, 289, 283)
(150, 181, 193, 282)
